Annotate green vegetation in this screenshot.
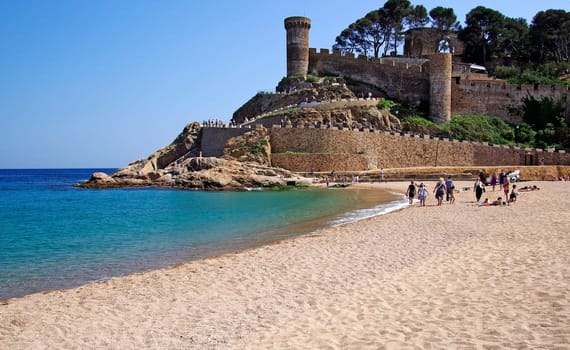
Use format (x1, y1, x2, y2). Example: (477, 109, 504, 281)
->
(372, 77, 567, 150)
(447, 115, 514, 145)
(401, 115, 442, 135)
(250, 139, 268, 155)
(334, 1, 569, 84)
(520, 96, 569, 149)
(377, 98, 397, 110)
(494, 63, 570, 87)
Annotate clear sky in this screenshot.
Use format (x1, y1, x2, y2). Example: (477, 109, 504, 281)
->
(1, 1, 568, 168)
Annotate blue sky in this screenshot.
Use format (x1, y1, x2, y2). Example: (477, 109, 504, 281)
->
(1, 1, 568, 168)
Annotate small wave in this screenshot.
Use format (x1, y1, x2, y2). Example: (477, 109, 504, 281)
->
(329, 193, 408, 226)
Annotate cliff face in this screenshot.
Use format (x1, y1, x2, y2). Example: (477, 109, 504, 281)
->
(78, 124, 309, 190)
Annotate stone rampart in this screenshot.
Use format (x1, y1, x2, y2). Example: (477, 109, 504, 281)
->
(308, 48, 429, 108)
(200, 127, 251, 157)
(306, 49, 569, 123)
(269, 127, 570, 172)
(452, 79, 570, 123)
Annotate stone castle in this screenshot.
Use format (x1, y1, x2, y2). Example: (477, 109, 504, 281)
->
(224, 16, 570, 171)
(280, 16, 570, 125)
(81, 16, 570, 189)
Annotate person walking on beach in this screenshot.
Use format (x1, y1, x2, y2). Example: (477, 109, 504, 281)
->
(448, 183, 456, 204)
(474, 178, 485, 203)
(445, 176, 454, 202)
(499, 170, 506, 189)
(417, 183, 427, 206)
(433, 178, 446, 206)
(406, 181, 416, 205)
(503, 177, 510, 198)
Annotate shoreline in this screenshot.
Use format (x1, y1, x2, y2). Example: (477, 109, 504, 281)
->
(0, 184, 403, 302)
(1, 180, 569, 349)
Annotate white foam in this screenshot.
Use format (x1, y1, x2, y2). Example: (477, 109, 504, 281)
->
(329, 193, 409, 226)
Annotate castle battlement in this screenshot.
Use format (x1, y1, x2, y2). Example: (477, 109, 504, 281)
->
(456, 79, 569, 96)
(308, 48, 427, 73)
(265, 124, 567, 155)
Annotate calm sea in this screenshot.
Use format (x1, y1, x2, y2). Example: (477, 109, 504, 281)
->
(0, 168, 406, 300)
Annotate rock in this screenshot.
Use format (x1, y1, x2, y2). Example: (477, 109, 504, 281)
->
(90, 172, 115, 182)
(222, 128, 271, 166)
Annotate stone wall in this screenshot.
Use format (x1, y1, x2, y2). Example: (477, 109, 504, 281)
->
(272, 153, 369, 172)
(269, 127, 570, 172)
(452, 79, 570, 123)
(200, 127, 251, 157)
(307, 48, 569, 123)
(308, 48, 430, 108)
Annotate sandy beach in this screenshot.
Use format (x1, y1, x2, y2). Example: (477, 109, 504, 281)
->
(1, 180, 569, 349)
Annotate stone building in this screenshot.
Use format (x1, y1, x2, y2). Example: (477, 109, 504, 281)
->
(283, 16, 569, 125)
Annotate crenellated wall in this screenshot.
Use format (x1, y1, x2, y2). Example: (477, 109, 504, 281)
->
(268, 126, 570, 172)
(307, 48, 430, 108)
(280, 16, 569, 125)
(452, 79, 570, 123)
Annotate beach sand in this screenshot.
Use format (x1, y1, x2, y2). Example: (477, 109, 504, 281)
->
(1, 181, 569, 349)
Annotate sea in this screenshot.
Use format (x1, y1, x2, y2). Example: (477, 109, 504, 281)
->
(0, 168, 407, 300)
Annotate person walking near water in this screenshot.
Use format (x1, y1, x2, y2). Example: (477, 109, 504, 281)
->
(406, 181, 416, 205)
(417, 183, 427, 206)
(474, 178, 485, 203)
(433, 178, 446, 206)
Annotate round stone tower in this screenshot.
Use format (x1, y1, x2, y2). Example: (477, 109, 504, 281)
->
(284, 16, 311, 77)
(429, 53, 452, 124)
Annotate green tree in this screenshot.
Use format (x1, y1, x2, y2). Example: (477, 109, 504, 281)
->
(364, 9, 392, 58)
(334, 20, 370, 56)
(515, 123, 537, 145)
(382, 0, 412, 56)
(459, 6, 505, 65)
(529, 10, 570, 64)
(522, 95, 566, 130)
(429, 7, 460, 53)
(500, 17, 530, 64)
(333, 10, 391, 58)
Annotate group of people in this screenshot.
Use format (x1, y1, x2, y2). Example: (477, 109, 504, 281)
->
(406, 176, 456, 207)
(475, 181, 519, 206)
(486, 170, 513, 194)
(202, 119, 226, 128)
(405, 174, 526, 207)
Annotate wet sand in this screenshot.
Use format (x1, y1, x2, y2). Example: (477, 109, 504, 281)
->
(1, 180, 569, 349)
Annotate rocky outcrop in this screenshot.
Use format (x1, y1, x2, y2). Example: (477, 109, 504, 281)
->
(80, 156, 310, 190)
(274, 105, 401, 131)
(78, 81, 401, 191)
(232, 82, 358, 124)
(112, 121, 202, 180)
(78, 122, 310, 190)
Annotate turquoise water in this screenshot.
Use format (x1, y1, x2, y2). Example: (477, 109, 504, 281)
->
(0, 169, 406, 300)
